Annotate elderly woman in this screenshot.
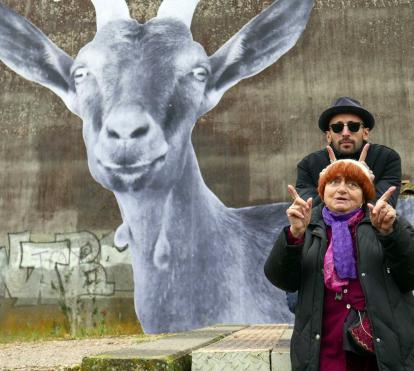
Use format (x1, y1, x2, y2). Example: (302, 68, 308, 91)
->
(264, 159, 414, 371)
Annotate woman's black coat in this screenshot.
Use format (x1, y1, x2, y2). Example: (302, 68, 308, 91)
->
(264, 205, 414, 371)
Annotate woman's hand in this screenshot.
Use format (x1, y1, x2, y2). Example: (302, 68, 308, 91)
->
(287, 185, 312, 238)
(368, 186, 397, 235)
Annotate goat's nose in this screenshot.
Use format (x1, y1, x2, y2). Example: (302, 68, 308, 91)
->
(105, 107, 152, 140)
(106, 124, 149, 140)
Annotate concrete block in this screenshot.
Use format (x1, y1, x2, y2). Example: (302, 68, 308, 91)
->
(192, 324, 291, 371)
(271, 327, 292, 371)
(81, 324, 245, 371)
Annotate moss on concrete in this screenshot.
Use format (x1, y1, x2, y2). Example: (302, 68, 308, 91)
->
(81, 354, 191, 371)
(80, 325, 246, 370)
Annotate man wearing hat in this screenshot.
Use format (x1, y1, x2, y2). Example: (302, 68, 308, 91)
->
(286, 97, 402, 314)
(296, 96, 401, 207)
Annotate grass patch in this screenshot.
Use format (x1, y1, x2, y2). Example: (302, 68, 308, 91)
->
(0, 325, 150, 344)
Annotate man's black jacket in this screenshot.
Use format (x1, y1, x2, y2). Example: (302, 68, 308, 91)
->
(296, 142, 401, 207)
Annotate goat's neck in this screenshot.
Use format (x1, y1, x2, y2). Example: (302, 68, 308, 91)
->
(114, 145, 225, 252)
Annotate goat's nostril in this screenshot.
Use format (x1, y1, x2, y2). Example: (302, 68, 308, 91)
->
(105, 121, 150, 140)
(131, 125, 149, 138)
(107, 128, 120, 139)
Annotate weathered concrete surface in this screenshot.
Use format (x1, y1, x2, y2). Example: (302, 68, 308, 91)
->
(192, 324, 292, 371)
(194, 0, 414, 206)
(81, 325, 246, 371)
(79, 324, 292, 371)
(0, 230, 138, 338)
(271, 326, 292, 371)
(0, 0, 412, 335)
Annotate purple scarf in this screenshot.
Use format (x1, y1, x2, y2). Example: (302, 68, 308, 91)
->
(322, 206, 364, 279)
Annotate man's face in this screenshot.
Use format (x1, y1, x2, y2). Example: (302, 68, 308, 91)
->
(326, 113, 370, 155)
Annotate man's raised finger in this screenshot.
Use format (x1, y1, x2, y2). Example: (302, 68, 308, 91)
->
(359, 143, 370, 162)
(326, 146, 337, 163)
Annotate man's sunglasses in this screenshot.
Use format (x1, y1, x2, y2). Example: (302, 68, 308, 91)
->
(329, 121, 364, 133)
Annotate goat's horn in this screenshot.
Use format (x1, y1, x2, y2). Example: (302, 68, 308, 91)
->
(157, 0, 200, 28)
(91, 0, 131, 31)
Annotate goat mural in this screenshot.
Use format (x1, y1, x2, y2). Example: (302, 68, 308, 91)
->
(0, 0, 314, 333)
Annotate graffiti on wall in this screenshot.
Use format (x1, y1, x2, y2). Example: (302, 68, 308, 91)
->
(0, 231, 133, 306)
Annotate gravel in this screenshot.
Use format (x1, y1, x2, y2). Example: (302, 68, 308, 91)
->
(0, 335, 153, 370)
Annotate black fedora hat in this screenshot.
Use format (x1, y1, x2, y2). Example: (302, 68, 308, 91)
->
(318, 97, 375, 132)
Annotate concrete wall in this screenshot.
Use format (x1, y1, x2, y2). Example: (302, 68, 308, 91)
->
(0, 230, 138, 337)
(0, 0, 413, 337)
(194, 0, 414, 206)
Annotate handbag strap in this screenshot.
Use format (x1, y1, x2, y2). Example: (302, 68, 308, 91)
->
(357, 310, 373, 339)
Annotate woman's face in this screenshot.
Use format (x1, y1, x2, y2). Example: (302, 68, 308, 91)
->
(324, 176, 364, 214)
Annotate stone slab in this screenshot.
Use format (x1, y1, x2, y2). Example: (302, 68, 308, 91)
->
(192, 324, 292, 371)
(81, 324, 246, 371)
(271, 327, 292, 371)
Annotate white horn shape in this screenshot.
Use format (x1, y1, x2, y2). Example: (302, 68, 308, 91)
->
(157, 0, 200, 28)
(91, 0, 131, 31)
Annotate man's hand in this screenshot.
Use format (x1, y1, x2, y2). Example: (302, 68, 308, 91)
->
(358, 143, 375, 181)
(368, 186, 397, 235)
(326, 145, 337, 163)
(287, 185, 312, 238)
(324, 143, 375, 181)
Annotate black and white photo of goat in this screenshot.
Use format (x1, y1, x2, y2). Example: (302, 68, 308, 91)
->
(0, 0, 314, 333)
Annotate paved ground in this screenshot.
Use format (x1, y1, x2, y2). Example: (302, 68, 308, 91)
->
(0, 335, 155, 370)
(0, 325, 291, 370)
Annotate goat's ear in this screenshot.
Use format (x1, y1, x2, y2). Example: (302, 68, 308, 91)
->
(0, 3, 76, 114)
(202, 0, 314, 113)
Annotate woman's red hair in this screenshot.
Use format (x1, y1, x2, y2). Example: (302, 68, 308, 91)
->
(318, 161, 376, 202)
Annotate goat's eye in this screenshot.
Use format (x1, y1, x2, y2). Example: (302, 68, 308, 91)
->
(73, 67, 89, 84)
(192, 66, 208, 82)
